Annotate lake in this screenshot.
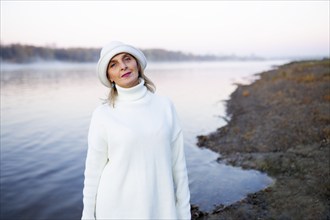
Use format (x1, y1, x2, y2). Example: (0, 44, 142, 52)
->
(1, 60, 288, 219)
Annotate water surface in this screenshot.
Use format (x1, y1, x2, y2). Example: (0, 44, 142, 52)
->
(1, 60, 287, 219)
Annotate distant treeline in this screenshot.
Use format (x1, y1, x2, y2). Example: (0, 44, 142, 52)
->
(0, 44, 263, 63)
(1, 44, 99, 63)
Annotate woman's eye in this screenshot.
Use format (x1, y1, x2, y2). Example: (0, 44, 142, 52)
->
(110, 63, 116, 68)
(125, 57, 131, 61)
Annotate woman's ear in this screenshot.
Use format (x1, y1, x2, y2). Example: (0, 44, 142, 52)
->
(106, 71, 113, 83)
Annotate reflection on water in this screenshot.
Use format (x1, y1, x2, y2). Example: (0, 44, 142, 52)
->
(1, 60, 287, 219)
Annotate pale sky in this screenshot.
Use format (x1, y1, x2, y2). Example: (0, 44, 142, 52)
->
(1, 0, 329, 58)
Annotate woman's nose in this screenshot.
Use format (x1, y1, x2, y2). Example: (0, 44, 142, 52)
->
(120, 62, 128, 70)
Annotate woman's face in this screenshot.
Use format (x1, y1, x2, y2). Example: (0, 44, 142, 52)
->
(107, 53, 139, 88)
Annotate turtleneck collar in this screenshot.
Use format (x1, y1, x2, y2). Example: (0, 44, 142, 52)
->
(115, 78, 148, 102)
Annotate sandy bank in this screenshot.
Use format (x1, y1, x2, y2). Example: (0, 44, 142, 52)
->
(193, 59, 330, 219)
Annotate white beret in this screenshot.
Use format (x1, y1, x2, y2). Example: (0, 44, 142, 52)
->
(96, 41, 147, 87)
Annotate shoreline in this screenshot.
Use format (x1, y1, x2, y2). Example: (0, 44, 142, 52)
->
(193, 59, 330, 219)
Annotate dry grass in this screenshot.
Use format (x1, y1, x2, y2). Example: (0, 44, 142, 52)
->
(195, 59, 330, 220)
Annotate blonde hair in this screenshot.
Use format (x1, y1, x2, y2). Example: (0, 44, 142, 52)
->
(106, 59, 156, 107)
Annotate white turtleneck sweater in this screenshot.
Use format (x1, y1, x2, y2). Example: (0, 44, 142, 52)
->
(82, 79, 191, 220)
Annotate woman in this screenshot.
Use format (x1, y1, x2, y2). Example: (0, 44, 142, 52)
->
(82, 41, 191, 220)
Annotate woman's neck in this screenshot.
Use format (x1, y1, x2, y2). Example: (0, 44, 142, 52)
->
(115, 78, 147, 102)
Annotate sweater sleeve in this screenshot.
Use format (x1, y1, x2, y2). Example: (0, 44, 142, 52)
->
(170, 103, 191, 220)
(82, 109, 108, 220)
(172, 131, 191, 220)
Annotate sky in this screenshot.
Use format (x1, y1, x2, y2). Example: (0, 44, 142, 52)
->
(1, 0, 329, 58)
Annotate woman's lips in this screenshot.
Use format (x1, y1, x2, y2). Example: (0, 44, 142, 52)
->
(121, 72, 131, 78)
